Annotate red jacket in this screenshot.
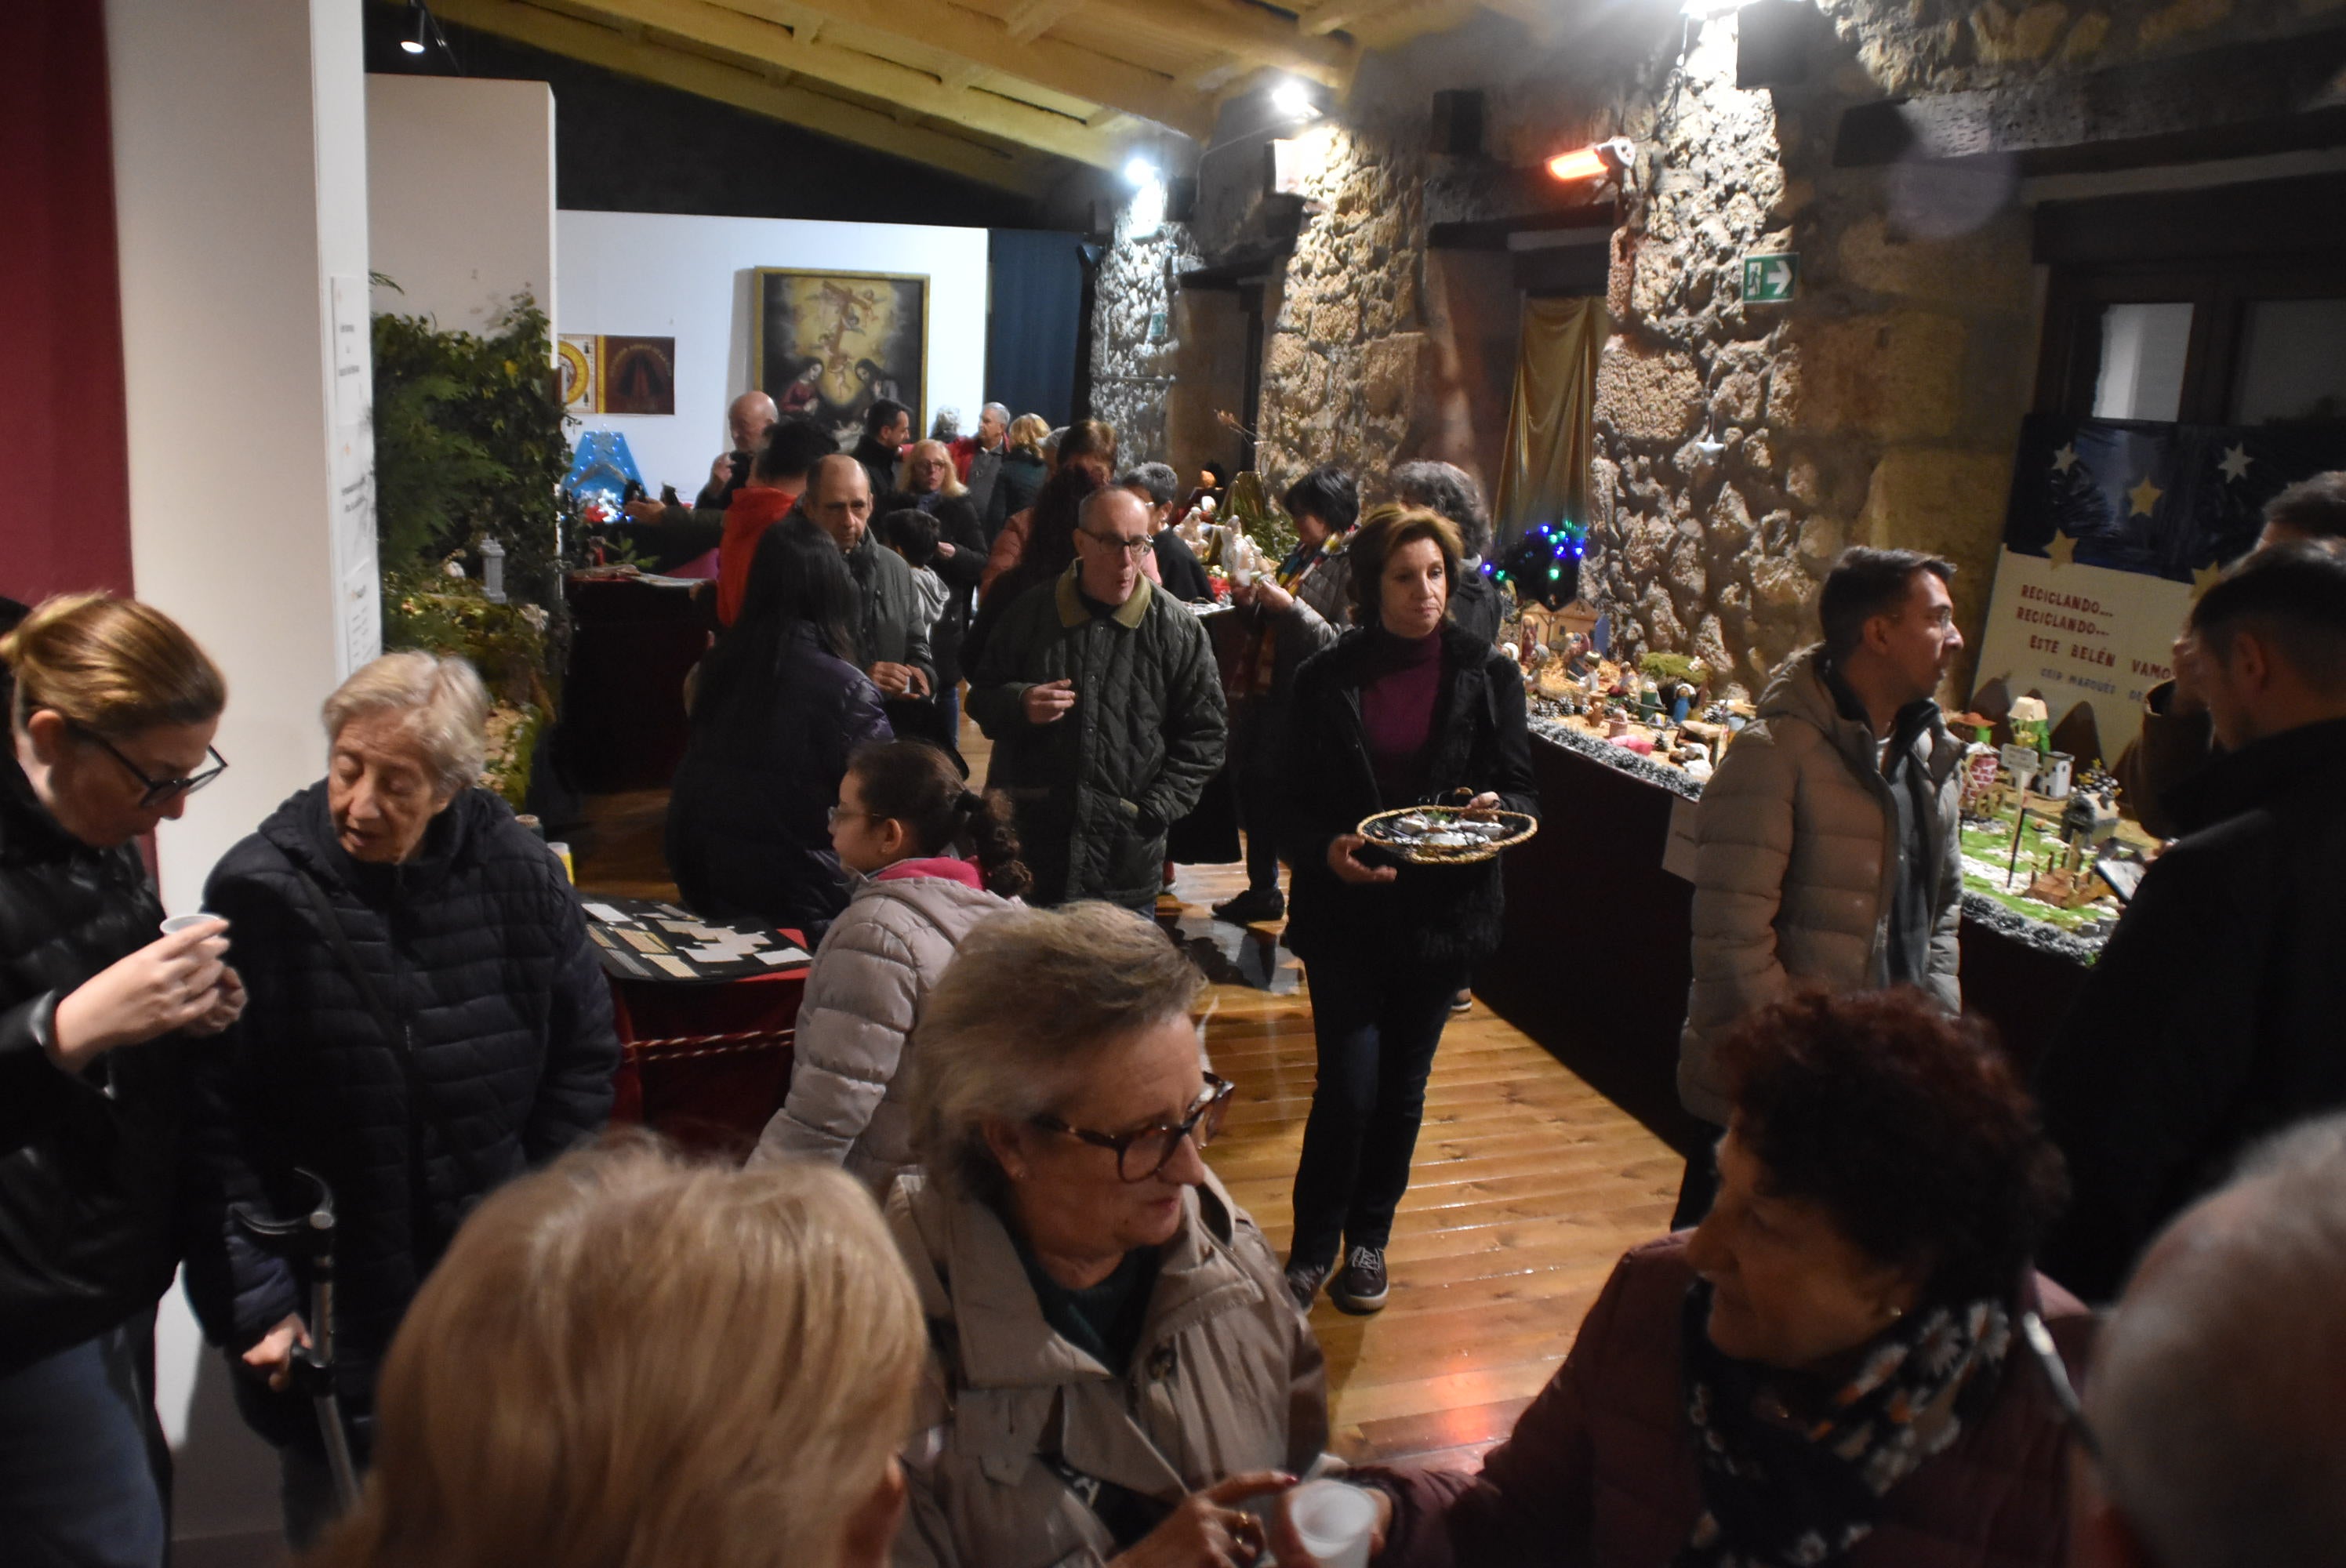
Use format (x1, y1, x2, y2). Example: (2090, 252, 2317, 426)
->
(715, 486, 799, 626)
(1368, 1235, 2091, 1568)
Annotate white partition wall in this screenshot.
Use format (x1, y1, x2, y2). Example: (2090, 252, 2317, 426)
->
(557, 209, 990, 495)
(369, 75, 557, 332)
(107, 0, 377, 1545)
(108, 0, 379, 917)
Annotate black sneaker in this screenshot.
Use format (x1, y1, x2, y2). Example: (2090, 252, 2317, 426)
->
(1284, 1257, 1331, 1313)
(1331, 1245, 1389, 1314)
(1449, 988, 1473, 1013)
(1212, 887, 1286, 925)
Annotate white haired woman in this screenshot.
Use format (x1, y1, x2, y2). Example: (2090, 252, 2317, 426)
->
(891, 902, 1327, 1568)
(181, 652, 619, 1549)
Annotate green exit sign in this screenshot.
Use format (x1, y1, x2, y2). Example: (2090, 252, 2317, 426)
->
(1741, 252, 1798, 303)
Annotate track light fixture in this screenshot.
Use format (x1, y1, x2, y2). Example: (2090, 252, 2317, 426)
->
(402, 1, 429, 53)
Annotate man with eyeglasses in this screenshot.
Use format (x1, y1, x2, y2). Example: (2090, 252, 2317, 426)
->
(2065, 1111, 2346, 1568)
(967, 486, 1227, 911)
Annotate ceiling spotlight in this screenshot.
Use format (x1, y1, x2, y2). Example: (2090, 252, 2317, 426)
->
(1123, 156, 1160, 189)
(402, 2, 429, 53)
(1271, 77, 1319, 120)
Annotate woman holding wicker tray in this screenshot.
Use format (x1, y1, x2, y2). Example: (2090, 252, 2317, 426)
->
(1276, 503, 1538, 1316)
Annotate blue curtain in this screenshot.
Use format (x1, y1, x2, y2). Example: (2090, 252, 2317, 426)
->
(986, 230, 1084, 428)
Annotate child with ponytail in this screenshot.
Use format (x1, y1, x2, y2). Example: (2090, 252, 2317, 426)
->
(750, 740, 1027, 1192)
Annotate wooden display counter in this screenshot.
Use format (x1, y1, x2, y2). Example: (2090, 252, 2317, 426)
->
(1474, 723, 2094, 1159)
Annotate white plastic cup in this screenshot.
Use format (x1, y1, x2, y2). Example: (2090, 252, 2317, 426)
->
(1287, 1479, 1378, 1568)
(160, 913, 227, 938)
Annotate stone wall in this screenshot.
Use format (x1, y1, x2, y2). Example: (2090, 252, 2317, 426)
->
(1089, 197, 1202, 469)
(1088, 0, 2337, 695)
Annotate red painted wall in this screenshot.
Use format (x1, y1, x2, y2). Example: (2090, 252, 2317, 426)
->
(0, 0, 134, 607)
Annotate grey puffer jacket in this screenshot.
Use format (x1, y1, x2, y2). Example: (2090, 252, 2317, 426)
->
(1678, 645, 1964, 1123)
(749, 862, 1013, 1194)
(888, 1168, 1330, 1568)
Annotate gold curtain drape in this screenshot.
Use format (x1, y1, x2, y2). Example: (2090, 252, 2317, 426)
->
(1493, 296, 1609, 553)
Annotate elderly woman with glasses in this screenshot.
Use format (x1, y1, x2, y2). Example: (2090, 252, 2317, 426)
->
(181, 652, 619, 1550)
(1280, 987, 2090, 1568)
(892, 902, 1327, 1568)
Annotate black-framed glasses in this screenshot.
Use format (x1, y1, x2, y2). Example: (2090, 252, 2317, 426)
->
(826, 804, 880, 828)
(1080, 530, 1155, 559)
(1034, 1073, 1236, 1181)
(2020, 1309, 2102, 1462)
(70, 723, 228, 808)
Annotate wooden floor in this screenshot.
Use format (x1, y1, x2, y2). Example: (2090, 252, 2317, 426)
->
(571, 720, 1680, 1471)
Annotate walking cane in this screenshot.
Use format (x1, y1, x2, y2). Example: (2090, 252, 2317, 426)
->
(231, 1168, 362, 1512)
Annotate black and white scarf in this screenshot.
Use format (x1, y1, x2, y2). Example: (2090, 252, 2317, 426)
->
(1675, 1278, 2012, 1568)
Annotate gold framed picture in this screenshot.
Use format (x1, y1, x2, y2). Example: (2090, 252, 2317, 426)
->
(752, 268, 928, 448)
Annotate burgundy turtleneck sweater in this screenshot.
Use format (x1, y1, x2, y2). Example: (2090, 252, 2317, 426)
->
(1360, 628, 1444, 804)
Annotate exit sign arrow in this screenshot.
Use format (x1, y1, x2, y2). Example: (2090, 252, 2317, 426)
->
(1741, 252, 1798, 303)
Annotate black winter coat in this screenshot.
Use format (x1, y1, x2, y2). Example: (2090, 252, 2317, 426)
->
(181, 783, 618, 1417)
(2036, 716, 2346, 1301)
(986, 452, 1048, 541)
(966, 570, 1227, 909)
(1451, 569, 1505, 649)
(668, 622, 894, 933)
(0, 756, 184, 1375)
(1279, 624, 1540, 967)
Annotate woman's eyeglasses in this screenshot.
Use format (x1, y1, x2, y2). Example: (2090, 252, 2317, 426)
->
(71, 724, 228, 809)
(1033, 1073, 1237, 1181)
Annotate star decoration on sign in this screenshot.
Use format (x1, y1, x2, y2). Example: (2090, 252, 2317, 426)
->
(2192, 562, 2224, 600)
(2046, 532, 2079, 570)
(2052, 445, 2079, 474)
(2217, 445, 2253, 484)
(2127, 476, 2165, 517)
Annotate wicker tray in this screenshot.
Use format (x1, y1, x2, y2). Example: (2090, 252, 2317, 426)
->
(1356, 804, 1538, 864)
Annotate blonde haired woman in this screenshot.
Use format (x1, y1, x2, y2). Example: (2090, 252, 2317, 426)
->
(985, 413, 1053, 539)
(0, 592, 237, 1567)
(310, 1139, 924, 1568)
(182, 650, 617, 1548)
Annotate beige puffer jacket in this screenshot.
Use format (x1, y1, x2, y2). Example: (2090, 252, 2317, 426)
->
(888, 1168, 1331, 1568)
(1677, 645, 1966, 1123)
(749, 864, 1012, 1194)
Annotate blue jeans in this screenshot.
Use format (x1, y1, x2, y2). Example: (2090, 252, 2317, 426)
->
(1289, 953, 1469, 1264)
(0, 1317, 169, 1568)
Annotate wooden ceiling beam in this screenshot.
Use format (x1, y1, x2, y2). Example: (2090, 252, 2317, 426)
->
(1004, 0, 1088, 43)
(432, 0, 1051, 191)
(1080, 0, 1359, 92)
(749, 0, 1213, 138)
(545, 0, 1127, 166)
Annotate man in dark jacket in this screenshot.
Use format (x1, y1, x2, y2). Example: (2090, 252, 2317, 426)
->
(2112, 472, 2346, 838)
(852, 397, 912, 503)
(182, 654, 618, 1542)
(2037, 543, 2346, 1301)
(802, 455, 935, 722)
(967, 486, 1227, 910)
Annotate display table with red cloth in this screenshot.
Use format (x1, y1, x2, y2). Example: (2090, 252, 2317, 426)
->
(608, 960, 807, 1158)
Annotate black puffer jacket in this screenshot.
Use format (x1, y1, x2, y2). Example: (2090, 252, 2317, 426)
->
(0, 755, 184, 1376)
(1278, 624, 1540, 967)
(181, 783, 618, 1418)
(667, 621, 894, 933)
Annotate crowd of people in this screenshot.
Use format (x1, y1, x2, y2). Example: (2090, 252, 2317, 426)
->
(4, 393, 2345, 1568)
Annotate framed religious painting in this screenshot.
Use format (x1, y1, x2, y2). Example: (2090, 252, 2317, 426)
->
(600, 335, 677, 416)
(753, 268, 928, 448)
